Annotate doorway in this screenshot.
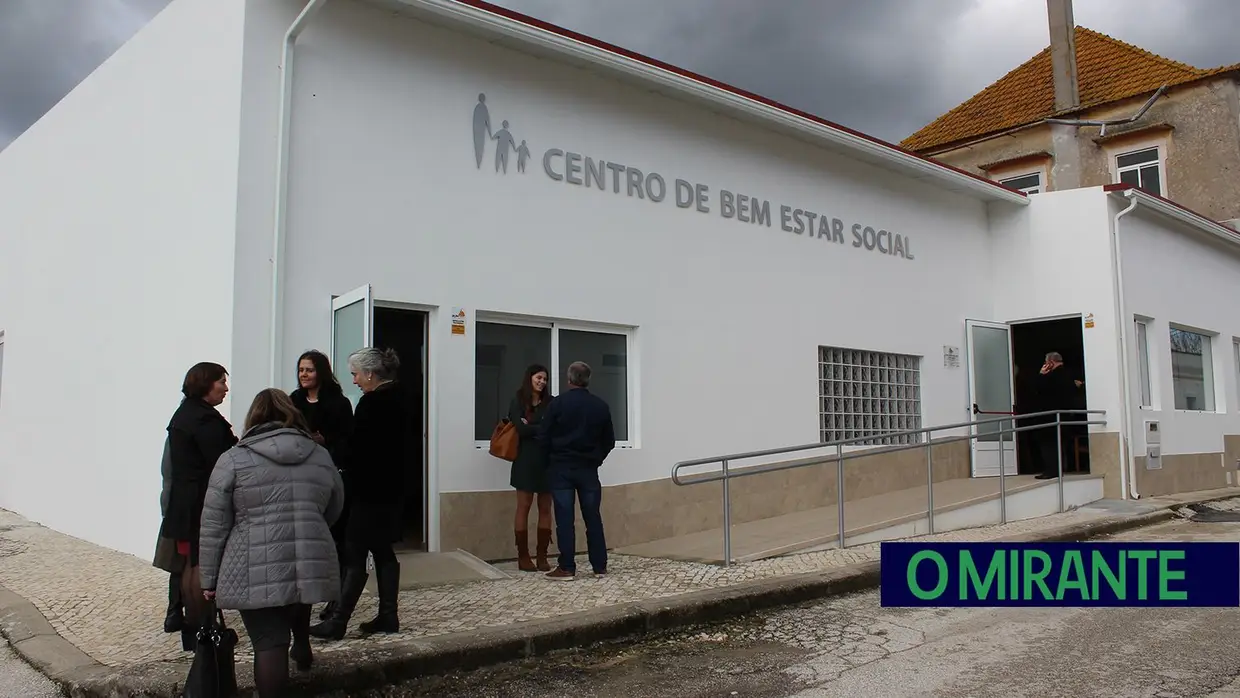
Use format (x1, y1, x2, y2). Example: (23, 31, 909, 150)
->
(1010, 316, 1089, 475)
(373, 306, 429, 551)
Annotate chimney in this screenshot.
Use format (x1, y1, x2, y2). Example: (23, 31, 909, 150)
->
(1047, 0, 1080, 111)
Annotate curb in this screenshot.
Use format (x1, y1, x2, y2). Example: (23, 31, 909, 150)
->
(0, 495, 1230, 697)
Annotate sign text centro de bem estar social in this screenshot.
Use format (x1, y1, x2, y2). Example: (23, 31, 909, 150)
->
(470, 93, 915, 261)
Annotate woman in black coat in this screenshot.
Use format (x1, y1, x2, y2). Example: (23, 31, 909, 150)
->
(290, 349, 355, 621)
(310, 347, 412, 641)
(158, 362, 238, 651)
(508, 364, 554, 572)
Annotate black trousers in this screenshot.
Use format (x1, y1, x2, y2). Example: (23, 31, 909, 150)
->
(1034, 426, 1071, 477)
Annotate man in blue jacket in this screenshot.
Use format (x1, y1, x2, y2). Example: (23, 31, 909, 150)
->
(537, 361, 616, 579)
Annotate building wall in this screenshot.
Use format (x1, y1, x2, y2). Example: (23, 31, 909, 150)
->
(0, 0, 246, 558)
(929, 79, 1240, 224)
(233, 1, 1009, 557)
(1117, 203, 1240, 496)
(986, 188, 1125, 496)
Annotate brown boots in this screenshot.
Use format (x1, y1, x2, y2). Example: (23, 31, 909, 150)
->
(536, 528, 552, 572)
(516, 529, 553, 572)
(515, 530, 536, 571)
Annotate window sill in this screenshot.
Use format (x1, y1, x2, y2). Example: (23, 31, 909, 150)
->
(1171, 409, 1224, 415)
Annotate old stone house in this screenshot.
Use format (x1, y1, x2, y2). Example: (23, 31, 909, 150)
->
(903, 0, 1240, 228)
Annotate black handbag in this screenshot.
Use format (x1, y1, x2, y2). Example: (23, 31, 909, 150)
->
(183, 601, 239, 698)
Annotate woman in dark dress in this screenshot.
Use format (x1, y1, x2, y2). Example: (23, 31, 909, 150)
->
(158, 362, 238, 651)
(310, 347, 412, 641)
(290, 350, 355, 622)
(509, 364, 554, 572)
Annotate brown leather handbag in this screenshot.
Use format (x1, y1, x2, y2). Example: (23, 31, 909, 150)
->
(489, 419, 519, 462)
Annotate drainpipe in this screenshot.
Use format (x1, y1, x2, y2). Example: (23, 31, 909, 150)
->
(1110, 191, 1140, 498)
(269, 0, 329, 388)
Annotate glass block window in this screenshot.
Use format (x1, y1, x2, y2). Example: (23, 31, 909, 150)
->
(818, 347, 922, 445)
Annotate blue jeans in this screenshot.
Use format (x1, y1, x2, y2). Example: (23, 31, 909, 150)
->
(549, 466, 607, 573)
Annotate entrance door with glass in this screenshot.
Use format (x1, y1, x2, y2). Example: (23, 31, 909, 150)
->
(331, 284, 373, 407)
(965, 320, 1017, 477)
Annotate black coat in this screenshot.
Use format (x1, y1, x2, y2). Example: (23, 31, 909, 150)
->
(159, 398, 238, 563)
(1030, 366, 1079, 425)
(345, 381, 413, 544)
(290, 387, 355, 469)
(508, 396, 551, 492)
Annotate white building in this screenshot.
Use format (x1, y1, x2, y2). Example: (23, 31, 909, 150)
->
(1, 0, 1238, 562)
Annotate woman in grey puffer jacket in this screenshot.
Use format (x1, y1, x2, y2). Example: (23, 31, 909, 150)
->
(199, 388, 345, 697)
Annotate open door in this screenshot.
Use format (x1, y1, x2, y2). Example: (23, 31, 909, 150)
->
(331, 284, 373, 407)
(965, 320, 1017, 477)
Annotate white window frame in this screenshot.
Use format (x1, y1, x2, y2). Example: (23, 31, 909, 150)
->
(1106, 135, 1168, 198)
(1233, 338, 1240, 414)
(998, 170, 1044, 195)
(1168, 324, 1218, 413)
(1134, 318, 1154, 409)
(473, 312, 638, 449)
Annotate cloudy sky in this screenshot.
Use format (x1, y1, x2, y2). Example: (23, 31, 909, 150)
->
(0, 0, 1236, 151)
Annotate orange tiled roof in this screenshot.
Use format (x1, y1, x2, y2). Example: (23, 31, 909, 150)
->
(902, 27, 1239, 152)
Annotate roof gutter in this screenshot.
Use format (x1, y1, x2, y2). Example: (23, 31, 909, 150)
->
(1107, 184, 1240, 247)
(269, 0, 329, 388)
(397, 0, 1029, 205)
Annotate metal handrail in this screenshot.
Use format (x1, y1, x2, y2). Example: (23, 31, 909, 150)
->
(671, 409, 1107, 566)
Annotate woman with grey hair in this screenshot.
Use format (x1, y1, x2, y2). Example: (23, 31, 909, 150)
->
(310, 347, 411, 641)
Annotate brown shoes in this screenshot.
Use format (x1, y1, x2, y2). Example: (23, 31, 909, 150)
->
(545, 567, 576, 580)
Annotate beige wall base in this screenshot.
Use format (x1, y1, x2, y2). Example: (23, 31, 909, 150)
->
(1135, 445, 1240, 497)
(1088, 432, 1123, 499)
(442, 438, 971, 562)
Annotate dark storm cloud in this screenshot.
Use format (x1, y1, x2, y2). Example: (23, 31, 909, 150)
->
(490, 0, 1240, 143)
(0, 0, 1236, 151)
(490, 0, 979, 143)
(0, 0, 170, 148)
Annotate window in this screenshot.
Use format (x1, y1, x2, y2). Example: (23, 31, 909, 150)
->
(818, 347, 922, 446)
(475, 322, 551, 440)
(1135, 320, 1152, 408)
(999, 172, 1041, 195)
(1233, 339, 1240, 412)
(1116, 148, 1162, 196)
(1169, 327, 1214, 412)
(474, 318, 632, 443)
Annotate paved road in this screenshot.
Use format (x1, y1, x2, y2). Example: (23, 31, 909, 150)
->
(0, 636, 60, 698)
(355, 511, 1240, 698)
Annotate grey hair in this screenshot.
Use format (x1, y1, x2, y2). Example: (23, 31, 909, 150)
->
(566, 361, 592, 388)
(349, 347, 400, 380)
(1045, 352, 1063, 363)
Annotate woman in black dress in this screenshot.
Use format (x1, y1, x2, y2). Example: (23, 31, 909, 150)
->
(509, 364, 554, 572)
(158, 362, 238, 651)
(310, 347, 411, 641)
(290, 350, 355, 621)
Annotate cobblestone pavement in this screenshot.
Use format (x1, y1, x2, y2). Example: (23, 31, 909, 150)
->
(363, 506, 1240, 698)
(0, 505, 1140, 670)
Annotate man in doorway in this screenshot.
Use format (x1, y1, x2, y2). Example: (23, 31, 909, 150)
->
(537, 361, 616, 580)
(1032, 352, 1079, 479)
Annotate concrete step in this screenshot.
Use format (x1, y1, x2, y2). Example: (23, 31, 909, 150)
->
(363, 549, 510, 592)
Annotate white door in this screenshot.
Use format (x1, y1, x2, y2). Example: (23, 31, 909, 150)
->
(965, 320, 1017, 477)
(330, 284, 373, 408)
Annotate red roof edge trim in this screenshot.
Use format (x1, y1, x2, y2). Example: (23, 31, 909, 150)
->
(449, 0, 1025, 199)
(1106, 183, 1239, 240)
